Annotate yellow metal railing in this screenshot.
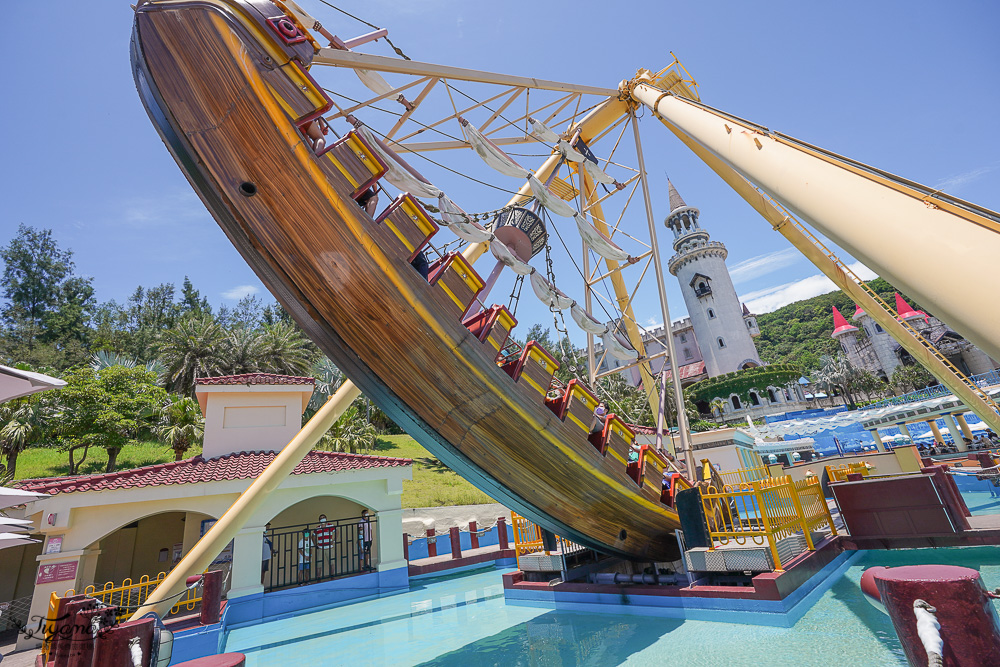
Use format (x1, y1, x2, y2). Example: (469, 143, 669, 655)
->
(716, 463, 771, 486)
(826, 462, 873, 483)
(510, 512, 584, 569)
(699, 476, 836, 571)
(66, 572, 202, 622)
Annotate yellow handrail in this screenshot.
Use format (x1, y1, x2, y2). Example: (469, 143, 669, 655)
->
(66, 571, 202, 622)
(698, 476, 835, 571)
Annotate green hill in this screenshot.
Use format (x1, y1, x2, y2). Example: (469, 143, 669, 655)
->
(753, 278, 924, 374)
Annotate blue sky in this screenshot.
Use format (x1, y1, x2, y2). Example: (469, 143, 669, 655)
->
(2, 0, 997, 341)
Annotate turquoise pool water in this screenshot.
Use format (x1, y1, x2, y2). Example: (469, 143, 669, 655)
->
(954, 475, 1000, 516)
(224, 547, 1000, 666)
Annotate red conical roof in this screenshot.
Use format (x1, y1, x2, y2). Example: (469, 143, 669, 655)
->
(895, 293, 926, 321)
(852, 304, 866, 321)
(832, 306, 858, 337)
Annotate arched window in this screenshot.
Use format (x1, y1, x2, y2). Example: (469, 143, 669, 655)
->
(680, 333, 687, 343)
(708, 309, 715, 319)
(684, 347, 692, 360)
(767, 388, 777, 402)
(717, 337, 726, 348)
(874, 324, 884, 333)
(731, 395, 741, 410)
(750, 392, 761, 406)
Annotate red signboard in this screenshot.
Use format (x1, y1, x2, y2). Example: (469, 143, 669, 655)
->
(35, 561, 78, 585)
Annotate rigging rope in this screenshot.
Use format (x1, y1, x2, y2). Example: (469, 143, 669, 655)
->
(315, 0, 412, 60)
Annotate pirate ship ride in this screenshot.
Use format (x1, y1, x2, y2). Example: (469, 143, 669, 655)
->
(129, 0, 1000, 567)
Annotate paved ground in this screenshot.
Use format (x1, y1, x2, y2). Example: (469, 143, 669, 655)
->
(0, 637, 39, 667)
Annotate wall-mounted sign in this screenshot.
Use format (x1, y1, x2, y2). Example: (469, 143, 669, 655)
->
(36, 561, 77, 585)
(44, 536, 63, 555)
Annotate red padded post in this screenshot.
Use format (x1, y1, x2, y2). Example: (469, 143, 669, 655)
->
(449, 527, 462, 560)
(497, 517, 509, 550)
(426, 528, 437, 557)
(874, 565, 1000, 666)
(402, 533, 409, 561)
(469, 522, 479, 549)
(200, 570, 223, 625)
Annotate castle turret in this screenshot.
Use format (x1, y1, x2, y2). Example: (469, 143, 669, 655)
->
(666, 180, 761, 376)
(831, 306, 861, 364)
(742, 303, 761, 338)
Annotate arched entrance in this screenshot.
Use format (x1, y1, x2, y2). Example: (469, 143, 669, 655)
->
(90, 511, 217, 587)
(263, 495, 374, 592)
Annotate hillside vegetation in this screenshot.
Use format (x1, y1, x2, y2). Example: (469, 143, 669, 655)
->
(753, 278, 924, 374)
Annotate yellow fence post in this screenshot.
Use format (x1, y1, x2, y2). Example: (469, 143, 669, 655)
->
(788, 479, 815, 551)
(752, 481, 783, 571)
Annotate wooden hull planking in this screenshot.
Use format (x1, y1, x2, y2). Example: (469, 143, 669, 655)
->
(131, 0, 681, 562)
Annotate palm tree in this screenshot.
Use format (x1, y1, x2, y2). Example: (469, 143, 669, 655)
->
(91, 350, 167, 385)
(812, 354, 860, 409)
(709, 397, 728, 425)
(0, 396, 49, 478)
(317, 404, 376, 454)
(221, 326, 265, 375)
(156, 316, 227, 395)
(257, 322, 313, 376)
(155, 396, 204, 461)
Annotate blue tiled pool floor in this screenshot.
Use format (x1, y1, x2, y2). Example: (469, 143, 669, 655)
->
(224, 547, 1000, 666)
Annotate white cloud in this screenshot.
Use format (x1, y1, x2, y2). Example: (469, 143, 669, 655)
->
(934, 163, 999, 192)
(728, 248, 801, 284)
(742, 262, 878, 314)
(222, 285, 259, 300)
(120, 191, 206, 228)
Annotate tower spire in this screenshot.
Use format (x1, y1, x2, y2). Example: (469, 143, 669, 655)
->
(667, 179, 687, 213)
(832, 306, 858, 337)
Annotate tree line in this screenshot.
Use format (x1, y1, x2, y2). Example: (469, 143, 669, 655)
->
(0, 225, 380, 480)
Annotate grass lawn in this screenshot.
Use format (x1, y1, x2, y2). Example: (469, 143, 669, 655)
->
(12, 441, 201, 480)
(372, 434, 495, 509)
(12, 434, 492, 509)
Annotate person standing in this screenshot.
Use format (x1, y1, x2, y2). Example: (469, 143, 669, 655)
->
(297, 528, 314, 584)
(314, 514, 336, 578)
(358, 510, 374, 572)
(261, 523, 275, 585)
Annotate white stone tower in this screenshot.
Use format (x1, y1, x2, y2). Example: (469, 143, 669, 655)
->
(851, 304, 901, 378)
(665, 180, 762, 377)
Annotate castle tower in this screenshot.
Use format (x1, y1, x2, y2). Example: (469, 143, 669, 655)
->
(852, 301, 901, 377)
(665, 180, 761, 377)
(831, 306, 861, 365)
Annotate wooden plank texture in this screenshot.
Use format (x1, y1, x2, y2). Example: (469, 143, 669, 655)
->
(133, 0, 680, 561)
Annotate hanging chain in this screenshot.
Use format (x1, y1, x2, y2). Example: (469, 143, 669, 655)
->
(507, 274, 525, 316)
(421, 200, 531, 229)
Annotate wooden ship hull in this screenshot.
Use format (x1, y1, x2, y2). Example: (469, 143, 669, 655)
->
(130, 0, 682, 561)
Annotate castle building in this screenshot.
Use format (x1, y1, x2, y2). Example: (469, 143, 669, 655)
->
(665, 180, 762, 376)
(831, 295, 999, 380)
(595, 181, 807, 418)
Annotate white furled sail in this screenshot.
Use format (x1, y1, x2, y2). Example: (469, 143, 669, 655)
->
(557, 140, 585, 163)
(583, 159, 615, 185)
(603, 329, 639, 361)
(574, 214, 631, 262)
(527, 175, 578, 218)
(437, 194, 469, 224)
(451, 221, 493, 243)
(461, 119, 531, 179)
(527, 117, 561, 143)
(355, 69, 395, 97)
(571, 304, 608, 335)
(490, 239, 534, 275)
(355, 125, 441, 199)
(529, 271, 574, 310)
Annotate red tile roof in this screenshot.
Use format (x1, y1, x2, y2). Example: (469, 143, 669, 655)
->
(664, 360, 706, 381)
(16, 450, 410, 496)
(195, 373, 315, 386)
